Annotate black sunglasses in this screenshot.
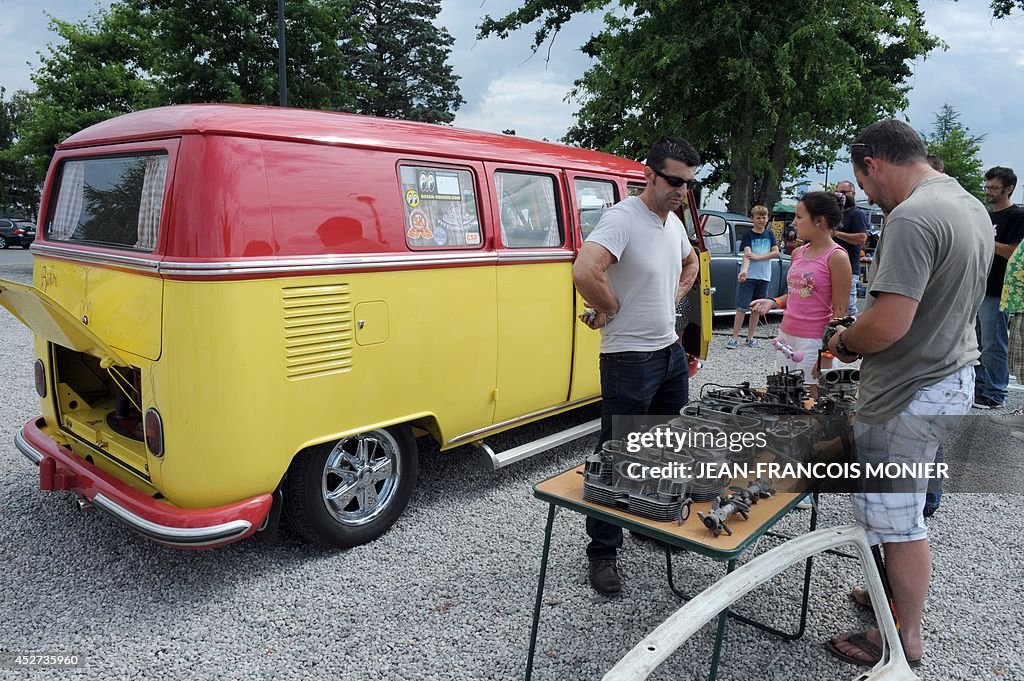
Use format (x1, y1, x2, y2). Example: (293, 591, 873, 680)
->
(649, 165, 697, 189)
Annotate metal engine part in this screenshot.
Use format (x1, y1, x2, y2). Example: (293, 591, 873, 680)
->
(727, 478, 776, 506)
(581, 438, 696, 523)
(765, 368, 808, 406)
(817, 367, 860, 417)
(697, 493, 751, 537)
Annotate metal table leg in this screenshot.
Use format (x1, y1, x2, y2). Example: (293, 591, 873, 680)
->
(525, 504, 557, 681)
(727, 502, 817, 640)
(665, 551, 736, 681)
(664, 501, 819, 680)
(706, 559, 735, 681)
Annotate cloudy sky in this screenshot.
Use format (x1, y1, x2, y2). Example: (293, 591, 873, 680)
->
(2, 0, 1022, 201)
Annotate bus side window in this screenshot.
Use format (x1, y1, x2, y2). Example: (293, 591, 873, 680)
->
(574, 178, 618, 240)
(495, 172, 564, 248)
(399, 165, 483, 249)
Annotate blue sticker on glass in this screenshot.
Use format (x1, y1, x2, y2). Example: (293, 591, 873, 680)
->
(433, 226, 448, 246)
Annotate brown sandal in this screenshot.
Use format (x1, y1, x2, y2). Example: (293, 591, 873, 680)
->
(825, 631, 922, 668)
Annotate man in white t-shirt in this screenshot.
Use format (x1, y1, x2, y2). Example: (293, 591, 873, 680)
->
(572, 136, 700, 595)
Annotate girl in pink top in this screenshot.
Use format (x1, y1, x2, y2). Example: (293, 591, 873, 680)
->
(752, 191, 852, 381)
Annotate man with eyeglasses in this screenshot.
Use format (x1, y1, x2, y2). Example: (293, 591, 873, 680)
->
(834, 180, 870, 314)
(974, 166, 1024, 409)
(572, 135, 700, 595)
(824, 120, 991, 669)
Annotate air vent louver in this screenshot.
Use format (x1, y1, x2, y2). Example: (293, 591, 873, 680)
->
(282, 284, 354, 379)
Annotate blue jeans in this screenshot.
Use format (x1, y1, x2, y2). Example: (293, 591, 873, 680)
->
(586, 342, 689, 560)
(975, 295, 1010, 403)
(848, 274, 859, 316)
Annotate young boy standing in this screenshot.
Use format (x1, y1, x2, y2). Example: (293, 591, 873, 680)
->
(727, 205, 779, 348)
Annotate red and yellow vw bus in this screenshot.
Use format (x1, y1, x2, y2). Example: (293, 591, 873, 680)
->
(0, 105, 712, 548)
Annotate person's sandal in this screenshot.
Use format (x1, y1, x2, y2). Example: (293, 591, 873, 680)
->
(825, 631, 921, 668)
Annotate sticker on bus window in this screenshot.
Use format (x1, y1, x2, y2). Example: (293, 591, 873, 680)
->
(418, 171, 436, 193)
(400, 165, 481, 249)
(407, 210, 433, 239)
(415, 172, 461, 202)
(432, 172, 461, 199)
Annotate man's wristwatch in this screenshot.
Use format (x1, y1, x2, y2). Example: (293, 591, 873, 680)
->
(835, 334, 860, 359)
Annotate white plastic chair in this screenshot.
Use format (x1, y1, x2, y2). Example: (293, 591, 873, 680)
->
(603, 524, 920, 681)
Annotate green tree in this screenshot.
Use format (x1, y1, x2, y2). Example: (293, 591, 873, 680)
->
(0, 88, 43, 217)
(126, 0, 363, 109)
(479, 0, 940, 214)
(14, 0, 464, 182)
(991, 0, 1024, 17)
(924, 104, 985, 201)
(346, 0, 464, 123)
(15, 7, 159, 183)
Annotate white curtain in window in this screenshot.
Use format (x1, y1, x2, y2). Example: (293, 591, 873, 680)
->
(495, 172, 507, 246)
(50, 162, 86, 240)
(135, 156, 168, 250)
(540, 178, 561, 246)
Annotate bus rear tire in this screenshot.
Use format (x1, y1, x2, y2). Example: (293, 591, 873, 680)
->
(284, 425, 417, 548)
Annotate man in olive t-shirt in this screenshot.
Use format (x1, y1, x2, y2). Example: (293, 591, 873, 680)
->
(852, 174, 990, 421)
(825, 120, 992, 669)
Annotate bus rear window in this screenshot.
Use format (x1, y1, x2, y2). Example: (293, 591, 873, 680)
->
(46, 154, 168, 251)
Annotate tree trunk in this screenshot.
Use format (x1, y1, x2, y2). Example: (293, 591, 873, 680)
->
(726, 89, 755, 215)
(754, 127, 791, 214)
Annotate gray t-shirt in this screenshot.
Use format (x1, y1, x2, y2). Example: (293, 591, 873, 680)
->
(857, 175, 993, 423)
(586, 196, 694, 353)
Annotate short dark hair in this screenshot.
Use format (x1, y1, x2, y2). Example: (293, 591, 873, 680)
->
(926, 154, 944, 172)
(646, 135, 701, 171)
(985, 166, 1017, 189)
(850, 120, 927, 171)
(800, 191, 843, 229)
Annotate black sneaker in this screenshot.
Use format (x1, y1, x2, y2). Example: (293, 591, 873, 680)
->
(972, 396, 1003, 410)
(588, 559, 622, 595)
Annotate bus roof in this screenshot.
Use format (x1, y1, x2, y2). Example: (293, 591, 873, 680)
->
(59, 104, 645, 176)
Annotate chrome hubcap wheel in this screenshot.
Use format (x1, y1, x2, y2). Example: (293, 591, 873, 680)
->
(321, 430, 401, 526)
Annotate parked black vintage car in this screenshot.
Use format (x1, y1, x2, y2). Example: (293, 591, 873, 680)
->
(700, 210, 790, 316)
(0, 218, 36, 249)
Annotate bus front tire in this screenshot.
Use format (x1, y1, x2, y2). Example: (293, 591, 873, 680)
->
(284, 425, 418, 548)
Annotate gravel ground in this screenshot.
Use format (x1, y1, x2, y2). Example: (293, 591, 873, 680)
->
(1, 249, 1021, 680)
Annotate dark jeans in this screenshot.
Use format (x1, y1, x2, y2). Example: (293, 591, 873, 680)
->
(586, 342, 690, 560)
(925, 444, 943, 511)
